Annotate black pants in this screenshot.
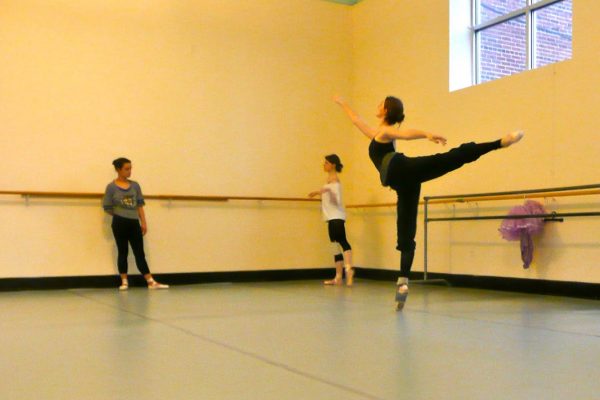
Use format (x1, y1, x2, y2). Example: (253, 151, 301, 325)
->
(388, 140, 502, 277)
(328, 219, 352, 263)
(111, 215, 150, 275)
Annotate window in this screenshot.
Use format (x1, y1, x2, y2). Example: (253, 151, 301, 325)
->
(473, 0, 572, 84)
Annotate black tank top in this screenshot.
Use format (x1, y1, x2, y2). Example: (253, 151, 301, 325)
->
(368, 139, 395, 171)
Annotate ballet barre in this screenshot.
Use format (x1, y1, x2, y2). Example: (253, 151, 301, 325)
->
(422, 184, 600, 281)
(346, 186, 600, 209)
(0, 190, 320, 203)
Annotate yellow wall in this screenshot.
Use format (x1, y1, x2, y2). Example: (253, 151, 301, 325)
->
(0, 0, 354, 277)
(348, 0, 600, 283)
(1, 0, 597, 284)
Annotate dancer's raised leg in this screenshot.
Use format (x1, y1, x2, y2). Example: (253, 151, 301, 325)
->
(406, 131, 524, 184)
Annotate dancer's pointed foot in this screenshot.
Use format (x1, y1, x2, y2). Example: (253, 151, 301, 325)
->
(119, 280, 129, 291)
(501, 130, 524, 148)
(395, 277, 409, 311)
(395, 285, 408, 311)
(345, 265, 354, 287)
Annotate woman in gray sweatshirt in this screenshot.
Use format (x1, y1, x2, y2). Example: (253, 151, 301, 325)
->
(103, 157, 168, 290)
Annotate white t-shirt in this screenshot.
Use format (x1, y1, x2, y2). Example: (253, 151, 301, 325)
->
(321, 182, 346, 221)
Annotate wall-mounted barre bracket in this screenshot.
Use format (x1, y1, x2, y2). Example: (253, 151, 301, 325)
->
(543, 211, 564, 223)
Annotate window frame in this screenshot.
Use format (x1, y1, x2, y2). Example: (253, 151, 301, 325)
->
(471, 0, 570, 84)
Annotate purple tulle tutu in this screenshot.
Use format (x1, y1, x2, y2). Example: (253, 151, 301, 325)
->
(499, 200, 547, 268)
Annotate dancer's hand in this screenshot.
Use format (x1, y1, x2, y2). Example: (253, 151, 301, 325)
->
(333, 95, 377, 139)
(141, 222, 148, 235)
(308, 191, 320, 198)
(427, 133, 447, 145)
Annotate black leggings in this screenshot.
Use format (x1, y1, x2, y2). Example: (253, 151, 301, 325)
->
(328, 219, 352, 263)
(388, 140, 502, 278)
(111, 215, 150, 275)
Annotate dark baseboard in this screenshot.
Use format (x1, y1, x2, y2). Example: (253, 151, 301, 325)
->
(1, 268, 598, 300)
(0, 275, 119, 292)
(356, 267, 600, 300)
(0, 268, 332, 292)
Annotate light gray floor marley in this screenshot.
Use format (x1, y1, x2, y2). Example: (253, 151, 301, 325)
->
(1, 280, 599, 400)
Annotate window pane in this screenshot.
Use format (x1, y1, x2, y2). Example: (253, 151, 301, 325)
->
(478, 15, 526, 83)
(478, 0, 527, 25)
(534, 0, 572, 68)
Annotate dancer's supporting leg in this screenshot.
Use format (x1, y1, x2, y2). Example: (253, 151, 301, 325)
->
(324, 251, 354, 286)
(327, 219, 354, 286)
(394, 182, 421, 310)
(112, 216, 131, 290)
(128, 220, 151, 277)
(325, 248, 344, 285)
(127, 222, 168, 289)
(343, 248, 354, 286)
(115, 216, 168, 290)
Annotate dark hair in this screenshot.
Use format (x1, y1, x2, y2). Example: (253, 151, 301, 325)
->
(112, 157, 131, 170)
(325, 154, 343, 173)
(384, 96, 405, 125)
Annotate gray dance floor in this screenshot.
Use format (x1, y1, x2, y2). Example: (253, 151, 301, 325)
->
(1, 280, 599, 400)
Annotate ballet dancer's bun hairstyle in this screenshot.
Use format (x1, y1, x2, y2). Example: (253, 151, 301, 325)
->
(112, 157, 131, 170)
(384, 96, 405, 125)
(325, 154, 343, 173)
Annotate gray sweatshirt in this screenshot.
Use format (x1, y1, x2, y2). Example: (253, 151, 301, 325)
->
(102, 181, 145, 220)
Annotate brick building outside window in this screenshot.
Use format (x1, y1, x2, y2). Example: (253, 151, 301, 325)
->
(474, 0, 572, 84)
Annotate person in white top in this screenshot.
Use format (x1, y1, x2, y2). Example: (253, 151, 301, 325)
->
(308, 154, 354, 286)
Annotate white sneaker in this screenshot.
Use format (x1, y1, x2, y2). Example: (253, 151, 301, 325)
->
(147, 279, 169, 289)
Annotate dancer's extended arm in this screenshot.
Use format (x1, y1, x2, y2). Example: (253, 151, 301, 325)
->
(380, 126, 447, 145)
(333, 96, 377, 139)
(308, 187, 332, 198)
(308, 188, 338, 204)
